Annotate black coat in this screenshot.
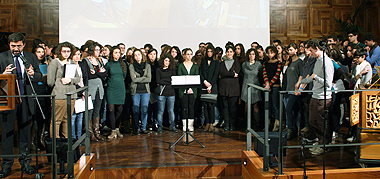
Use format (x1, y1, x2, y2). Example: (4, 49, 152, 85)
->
(218, 60, 241, 97)
(200, 59, 219, 94)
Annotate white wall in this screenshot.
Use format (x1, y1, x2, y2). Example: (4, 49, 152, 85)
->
(60, 0, 269, 52)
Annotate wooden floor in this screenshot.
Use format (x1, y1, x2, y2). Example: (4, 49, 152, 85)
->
(1, 126, 378, 178)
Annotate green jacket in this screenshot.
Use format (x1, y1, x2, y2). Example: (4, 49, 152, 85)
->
(177, 62, 199, 98)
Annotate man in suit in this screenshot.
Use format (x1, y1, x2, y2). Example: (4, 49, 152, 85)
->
(0, 32, 42, 177)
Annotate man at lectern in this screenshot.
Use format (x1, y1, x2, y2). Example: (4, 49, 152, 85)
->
(0, 32, 42, 177)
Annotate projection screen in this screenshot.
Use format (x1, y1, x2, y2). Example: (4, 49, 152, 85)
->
(60, 0, 269, 52)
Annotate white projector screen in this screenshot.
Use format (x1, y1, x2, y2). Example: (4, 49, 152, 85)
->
(60, 0, 269, 53)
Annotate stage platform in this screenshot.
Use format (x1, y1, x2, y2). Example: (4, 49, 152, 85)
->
(2, 127, 380, 178)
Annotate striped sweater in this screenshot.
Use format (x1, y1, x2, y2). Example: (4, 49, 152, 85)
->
(263, 61, 282, 86)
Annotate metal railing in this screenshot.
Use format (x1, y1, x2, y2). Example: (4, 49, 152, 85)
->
(0, 94, 57, 178)
(65, 86, 90, 178)
(246, 83, 270, 171)
(277, 88, 380, 175)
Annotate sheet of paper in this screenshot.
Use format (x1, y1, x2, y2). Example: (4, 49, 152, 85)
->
(64, 64, 77, 78)
(74, 96, 93, 113)
(171, 75, 200, 85)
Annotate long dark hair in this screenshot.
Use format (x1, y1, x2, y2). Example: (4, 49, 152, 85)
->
(109, 46, 126, 74)
(159, 53, 176, 70)
(170, 46, 183, 63)
(146, 48, 158, 65)
(246, 48, 259, 62)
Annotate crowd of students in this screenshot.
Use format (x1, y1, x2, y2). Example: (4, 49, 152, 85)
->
(30, 27, 379, 156)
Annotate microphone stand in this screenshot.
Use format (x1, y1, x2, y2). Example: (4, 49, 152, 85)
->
(20, 56, 45, 179)
(321, 44, 327, 179)
(300, 133, 308, 179)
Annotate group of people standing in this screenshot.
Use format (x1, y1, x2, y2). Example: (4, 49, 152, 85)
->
(1, 28, 379, 178)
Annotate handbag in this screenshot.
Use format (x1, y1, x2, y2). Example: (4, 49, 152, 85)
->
(154, 85, 166, 95)
(200, 93, 218, 103)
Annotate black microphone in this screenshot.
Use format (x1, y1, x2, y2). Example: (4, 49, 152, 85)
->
(19, 55, 28, 65)
(319, 40, 327, 47)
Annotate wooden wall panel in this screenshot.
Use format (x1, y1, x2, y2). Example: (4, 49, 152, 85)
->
(0, 7, 14, 32)
(0, 0, 12, 5)
(269, 0, 286, 7)
(311, 0, 331, 5)
(269, 8, 286, 35)
(14, 0, 39, 5)
(287, 8, 309, 37)
(16, 5, 39, 36)
(310, 7, 333, 37)
(41, 5, 58, 35)
(332, 0, 352, 6)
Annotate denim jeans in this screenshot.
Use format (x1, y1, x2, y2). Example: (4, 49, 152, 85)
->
(72, 112, 84, 139)
(132, 93, 150, 131)
(157, 95, 175, 129)
(286, 94, 300, 129)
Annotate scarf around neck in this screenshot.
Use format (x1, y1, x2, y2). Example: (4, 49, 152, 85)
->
(133, 61, 146, 76)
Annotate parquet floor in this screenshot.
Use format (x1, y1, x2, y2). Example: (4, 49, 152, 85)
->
(0, 126, 370, 178)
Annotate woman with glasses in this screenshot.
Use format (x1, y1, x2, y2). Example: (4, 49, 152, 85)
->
(83, 42, 107, 141)
(47, 42, 80, 138)
(241, 48, 262, 131)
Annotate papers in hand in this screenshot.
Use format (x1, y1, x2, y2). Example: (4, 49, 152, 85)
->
(64, 64, 77, 78)
(74, 96, 93, 113)
(171, 75, 200, 86)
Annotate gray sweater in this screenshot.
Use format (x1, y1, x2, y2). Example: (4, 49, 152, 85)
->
(47, 58, 80, 99)
(129, 63, 151, 95)
(300, 54, 334, 99)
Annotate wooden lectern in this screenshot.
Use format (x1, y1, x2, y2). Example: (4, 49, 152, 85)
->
(0, 74, 16, 111)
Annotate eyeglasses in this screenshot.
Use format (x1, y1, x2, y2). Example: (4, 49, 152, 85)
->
(348, 35, 354, 38)
(61, 50, 71, 53)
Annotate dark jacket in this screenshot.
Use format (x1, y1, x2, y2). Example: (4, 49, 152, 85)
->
(200, 59, 219, 94)
(218, 60, 241, 97)
(0, 50, 43, 114)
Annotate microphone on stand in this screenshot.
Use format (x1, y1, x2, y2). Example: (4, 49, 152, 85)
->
(319, 40, 327, 51)
(19, 55, 29, 66)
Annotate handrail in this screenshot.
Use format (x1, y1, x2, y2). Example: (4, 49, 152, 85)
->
(246, 83, 270, 171)
(277, 88, 380, 175)
(65, 86, 90, 178)
(0, 94, 57, 178)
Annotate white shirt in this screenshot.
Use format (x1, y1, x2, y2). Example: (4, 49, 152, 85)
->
(13, 53, 26, 77)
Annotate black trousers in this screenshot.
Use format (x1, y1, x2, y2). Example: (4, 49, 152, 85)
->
(0, 98, 32, 167)
(222, 96, 238, 128)
(203, 102, 215, 124)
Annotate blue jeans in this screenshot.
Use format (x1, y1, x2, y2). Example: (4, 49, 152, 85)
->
(72, 112, 83, 139)
(286, 94, 300, 129)
(132, 93, 150, 131)
(157, 95, 175, 129)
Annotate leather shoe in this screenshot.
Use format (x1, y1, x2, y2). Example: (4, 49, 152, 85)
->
(19, 159, 35, 175)
(0, 166, 11, 178)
